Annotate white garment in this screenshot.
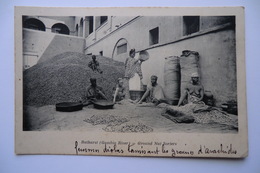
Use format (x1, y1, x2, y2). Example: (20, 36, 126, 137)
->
(147, 83, 165, 100)
(129, 73, 141, 90)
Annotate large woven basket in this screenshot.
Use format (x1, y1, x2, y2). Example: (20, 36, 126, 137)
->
(139, 50, 150, 61)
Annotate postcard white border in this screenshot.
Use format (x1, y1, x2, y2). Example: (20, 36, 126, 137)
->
(15, 6, 247, 158)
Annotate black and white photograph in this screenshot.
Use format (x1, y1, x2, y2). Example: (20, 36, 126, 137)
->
(15, 7, 247, 158)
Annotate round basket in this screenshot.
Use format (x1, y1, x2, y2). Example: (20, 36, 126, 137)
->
(139, 50, 149, 62)
(93, 100, 114, 109)
(56, 102, 83, 112)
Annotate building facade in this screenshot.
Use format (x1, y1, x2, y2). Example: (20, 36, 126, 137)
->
(23, 15, 236, 106)
(83, 16, 236, 106)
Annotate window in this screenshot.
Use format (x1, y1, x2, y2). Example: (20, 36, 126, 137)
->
(149, 27, 159, 45)
(112, 38, 128, 61)
(100, 16, 108, 25)
(99, 51, 103, 56)
(95, 16, 108, 29)
(117, 43, 127, 55)
(23, 18, 46, 31)
(183, 16, 200, 36)
(89, 16, 93, 34)
(51, 23, 70, 35)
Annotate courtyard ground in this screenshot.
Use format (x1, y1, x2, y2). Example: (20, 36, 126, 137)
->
(23, 101, 238, 133)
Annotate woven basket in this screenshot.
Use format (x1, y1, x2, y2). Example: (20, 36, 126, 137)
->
(139, 50, 149, 61)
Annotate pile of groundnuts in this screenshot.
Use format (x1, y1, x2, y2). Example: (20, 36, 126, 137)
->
(84, 114, 128, 126)
(103, 122, 153, 133)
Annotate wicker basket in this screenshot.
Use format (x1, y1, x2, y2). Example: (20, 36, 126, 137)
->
(138, 50, 149, 62)
(129, 90, 145, 101)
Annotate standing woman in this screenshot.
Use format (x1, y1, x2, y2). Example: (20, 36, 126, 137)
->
(124, 49, 143, 99)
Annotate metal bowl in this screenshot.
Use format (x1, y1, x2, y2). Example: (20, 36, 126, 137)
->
(93, 100, 114, 109)
(56, 102, 83, 112)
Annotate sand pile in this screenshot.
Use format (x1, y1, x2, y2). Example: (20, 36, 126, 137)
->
(23, 52, 125, 106)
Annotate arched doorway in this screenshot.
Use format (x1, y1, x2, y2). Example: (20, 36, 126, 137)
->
(51, 23, 70, 35)
(23, 18, 46, 31)
(112, 38, 130, 63)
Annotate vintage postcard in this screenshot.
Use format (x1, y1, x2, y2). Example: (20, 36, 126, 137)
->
(15, 6, 247, 158)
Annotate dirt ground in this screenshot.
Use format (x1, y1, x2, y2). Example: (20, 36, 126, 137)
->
(23, 101, 238, 133)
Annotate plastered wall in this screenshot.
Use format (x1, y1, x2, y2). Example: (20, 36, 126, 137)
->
(38, 34, 85, 63)
(141, 29, 236, 106)
(84, 16, 236, 105)
(85, 16, 182, 60)
(23, 29, 85, 64)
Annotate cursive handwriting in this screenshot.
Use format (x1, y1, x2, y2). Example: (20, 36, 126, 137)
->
(103, 144, 124, 153)
(128, 143, 147, 154)
(74, 140, 237, 157)
(171, 148, 194, 157)
(75, 141, 100, 155)
(198, 144, 237, 155)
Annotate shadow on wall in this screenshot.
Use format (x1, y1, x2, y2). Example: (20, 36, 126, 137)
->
(38, 34, 85, 63)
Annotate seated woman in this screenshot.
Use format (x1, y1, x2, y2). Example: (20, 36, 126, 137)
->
(177, 72, 204, 106)
(113, 78, 126, 103)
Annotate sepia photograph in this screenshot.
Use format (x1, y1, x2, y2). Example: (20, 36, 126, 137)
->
(15, 7, 247, 158)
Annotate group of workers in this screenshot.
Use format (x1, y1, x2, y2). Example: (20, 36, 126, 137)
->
(84, 49, 205, 106)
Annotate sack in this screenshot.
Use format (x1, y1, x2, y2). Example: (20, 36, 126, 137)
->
(161, 107, 195, 123)
(180, 50, 200, 96)
(164, 56, 180, 102)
